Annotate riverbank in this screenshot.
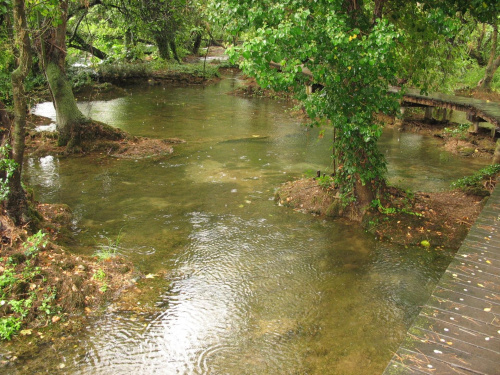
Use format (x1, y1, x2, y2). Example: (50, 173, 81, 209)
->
(276, 178, 487, 250)
(0, 54, 235, 359)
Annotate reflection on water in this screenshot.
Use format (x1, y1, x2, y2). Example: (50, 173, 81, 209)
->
(379, 129, 488, 192)
(23, 76, 488, 374)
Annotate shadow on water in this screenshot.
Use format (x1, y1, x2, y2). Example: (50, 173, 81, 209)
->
(21, 75, 489, 374)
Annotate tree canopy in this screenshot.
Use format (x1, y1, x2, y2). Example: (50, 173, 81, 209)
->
(221, 0, 401, 214)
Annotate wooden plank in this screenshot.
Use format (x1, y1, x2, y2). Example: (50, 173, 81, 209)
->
(452, 252, 500, 270)
(432, 285, 500, 313)
(440, 269, 500, 294)
(411, 313, 500, 353)
(448, 258, 500, 279)
(418, 306, 500, 341)
(459, 240, 500, 261)
(426, 296, 500, 327)
(391, 348, 481, 375)
(384, 359, 435, 375)
(398, 339, 499, 374)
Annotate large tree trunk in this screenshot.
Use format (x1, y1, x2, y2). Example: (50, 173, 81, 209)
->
(478, 23, 500, 91)
(38, 0, 89, 147)
(154, 34, 171, 60)
(7, 0, 32, 224)
(45, 61, 88, 147)
(192, 32, 202, 55)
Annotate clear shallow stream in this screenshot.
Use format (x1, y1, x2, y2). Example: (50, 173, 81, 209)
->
(22, 75, 489, 374)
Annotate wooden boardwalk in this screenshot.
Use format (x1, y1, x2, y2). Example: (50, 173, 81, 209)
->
(383, 184, 500, 374)
(389, 87, 500, 129)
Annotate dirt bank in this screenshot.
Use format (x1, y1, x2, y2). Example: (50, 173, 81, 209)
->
(276, 177, 487, 250)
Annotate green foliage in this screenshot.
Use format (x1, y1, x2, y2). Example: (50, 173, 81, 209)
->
(371, 198, 423, 217)
(0, 231, 60, 340)
(451, 164, 500, 194)
(0, 145, 18, 201)
(96, 62, 151, 80)
(93, 268, 106, 281)
(8, 297, 33, 318)
(0, 316, 21, 341)
(444, 123, 470, 139)
(67, 65, 96, 91)
(0, 264, 17, 296)
(92, 269, 108, 292)
(317, 174, 334, 190)
(454, 63, 500, 92)
(223, 1, 401, 199)
(39, 287, 58, 315)
(23, 230, 47, 257)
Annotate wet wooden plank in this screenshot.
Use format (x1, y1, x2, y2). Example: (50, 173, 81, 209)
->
(452, 252, 500, 270)
(459, 240, 500, 261)
(410, 314, 500, 353)
(445, 258, 500, 279)
(388, 347, 482, 375)
(441, 268, 500, 294)
(426, 296, 500, 327)
(432, 286, 500, 315)
(418, 306, 500, 343)
(384, 359, 435, 374)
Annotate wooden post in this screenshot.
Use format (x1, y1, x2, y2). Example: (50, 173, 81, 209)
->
(395, 107, 405, 126)
(493, 139, 500, 164)
(473, 121, 479, 133)
(467, 112, 486, 134)
(424, 107, 433, 121)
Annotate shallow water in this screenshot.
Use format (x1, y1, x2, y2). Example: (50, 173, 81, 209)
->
(21, 75, 489, 374)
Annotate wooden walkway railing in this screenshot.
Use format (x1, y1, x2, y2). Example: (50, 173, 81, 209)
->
(390, 87, 500, 131)
(383, 183, 500, 374)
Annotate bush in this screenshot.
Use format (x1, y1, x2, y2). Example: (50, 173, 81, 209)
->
(451, 164, 500, 195)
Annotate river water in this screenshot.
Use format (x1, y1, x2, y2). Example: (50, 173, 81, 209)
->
(23, 75, 488, 374)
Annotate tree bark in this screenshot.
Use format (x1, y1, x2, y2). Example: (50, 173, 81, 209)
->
(154, 34, 171, 60)
(478, 23, 500, 91)
(169, 40, 181, 63)
(192, 32, 202, 55)
(7, 0, 32, 224)
(45, 61, 88, 147)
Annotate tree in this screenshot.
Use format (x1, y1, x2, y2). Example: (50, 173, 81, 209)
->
(34, 0, 89, 147)
(6, 0, 31, 224)
(479, 21, 500, 91)
(420, 0, 500, 91)
(221, 0, 400, 219)
(32, 0, 123, 149)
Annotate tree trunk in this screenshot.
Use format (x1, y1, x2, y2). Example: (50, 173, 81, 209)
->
(38, 0, 89, 147)
(154, 35, 171, 60)
(351, 175, 376, 221)
(45, 61, 88, 147)
(169, 40, 181, 63)
(0, 101, 10, 145)
(7, 0, 32, 225)
(192, 32, 202, 55)
(478, 23, 500, 91)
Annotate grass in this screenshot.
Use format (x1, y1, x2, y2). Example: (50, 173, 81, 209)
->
(93, 231, 123, 261)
